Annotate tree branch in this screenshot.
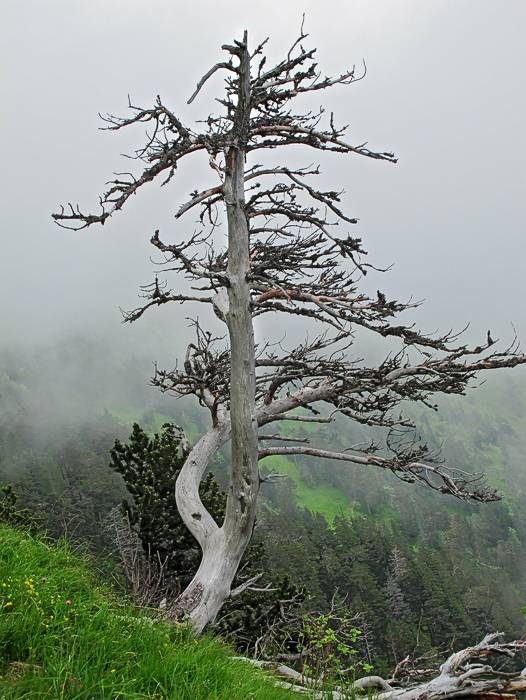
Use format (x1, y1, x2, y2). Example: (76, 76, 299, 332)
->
(258, 445, 499, 502)
(235, 634, 526, 699)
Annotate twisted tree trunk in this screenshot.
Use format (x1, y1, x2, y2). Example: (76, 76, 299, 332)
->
(169, 33, 259, 633)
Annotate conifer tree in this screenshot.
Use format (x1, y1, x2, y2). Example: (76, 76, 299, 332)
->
(110, 422, 301, 650)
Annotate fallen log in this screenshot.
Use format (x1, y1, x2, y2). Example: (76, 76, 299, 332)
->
(236, 633, 526, 699)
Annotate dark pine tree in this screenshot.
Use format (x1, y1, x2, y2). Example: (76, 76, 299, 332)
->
(109, 422, 301, 652)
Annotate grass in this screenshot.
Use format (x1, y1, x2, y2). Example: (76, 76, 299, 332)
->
(101, 406, 176, 435)
(104, 403, 352, 522)
(0, 525, 295, 699)
(261, 455, 353, 521)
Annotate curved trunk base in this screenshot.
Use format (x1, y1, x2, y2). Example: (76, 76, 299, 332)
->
(168, 534, 245, 634)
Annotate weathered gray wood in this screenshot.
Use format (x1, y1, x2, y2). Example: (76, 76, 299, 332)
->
(222, 27, 260, 575)
(169, 32, 260, 632)
(236, 634, 526, 700)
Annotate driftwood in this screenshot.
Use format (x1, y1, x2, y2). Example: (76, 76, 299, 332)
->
(236, 634, 526, 699)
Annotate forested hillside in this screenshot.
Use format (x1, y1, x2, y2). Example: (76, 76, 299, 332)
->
(1, 338, 525, 671)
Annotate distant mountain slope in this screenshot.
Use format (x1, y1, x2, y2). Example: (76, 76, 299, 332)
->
(1, 339, 525, 671)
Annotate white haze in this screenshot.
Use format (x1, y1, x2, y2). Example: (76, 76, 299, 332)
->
(1, 0, 525, 375)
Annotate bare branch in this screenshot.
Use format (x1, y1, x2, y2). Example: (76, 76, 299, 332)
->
(187, 61, 237, 104)
(267, 413, 336, 424)
(258, 445, 499, 502)
(236, 634, 526, 700)
(230, 572, 264, 597)
(250, 124, 396, 162)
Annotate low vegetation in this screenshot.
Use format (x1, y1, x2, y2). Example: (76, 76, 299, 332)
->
(0, 524, 294, 699)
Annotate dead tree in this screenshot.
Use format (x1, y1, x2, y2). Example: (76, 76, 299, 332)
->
(238, 633, 526, 699)
(53, 27, 526, 633)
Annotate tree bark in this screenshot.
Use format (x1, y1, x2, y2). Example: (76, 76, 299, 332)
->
(169, 32, 259, 633)
(222, 28, 260, 611)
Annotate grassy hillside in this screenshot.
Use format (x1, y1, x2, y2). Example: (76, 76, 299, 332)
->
(261, 453, 354, 520)
(0, 525, 293, 699)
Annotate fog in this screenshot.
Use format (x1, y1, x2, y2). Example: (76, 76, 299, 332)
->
(1, 0, 525, 370)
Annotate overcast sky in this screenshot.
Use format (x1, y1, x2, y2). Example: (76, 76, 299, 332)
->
(1, 0, 525, 360)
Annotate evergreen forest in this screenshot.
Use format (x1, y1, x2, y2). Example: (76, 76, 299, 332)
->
(1, 336, 525, 677)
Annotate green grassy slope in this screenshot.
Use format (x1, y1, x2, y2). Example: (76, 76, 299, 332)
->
(262, 373, 526, 522)
(0, 525, 293, 700)
(261, 454, 354, 521)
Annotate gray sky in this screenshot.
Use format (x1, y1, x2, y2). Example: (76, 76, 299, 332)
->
(1, 0, 525, 358)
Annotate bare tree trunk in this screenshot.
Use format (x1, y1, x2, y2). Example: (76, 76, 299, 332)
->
(170, 529, 239, 633)
(166, 422, 227, 631)
(169, 33, 259, 633)
(222, 27, 260, 615)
